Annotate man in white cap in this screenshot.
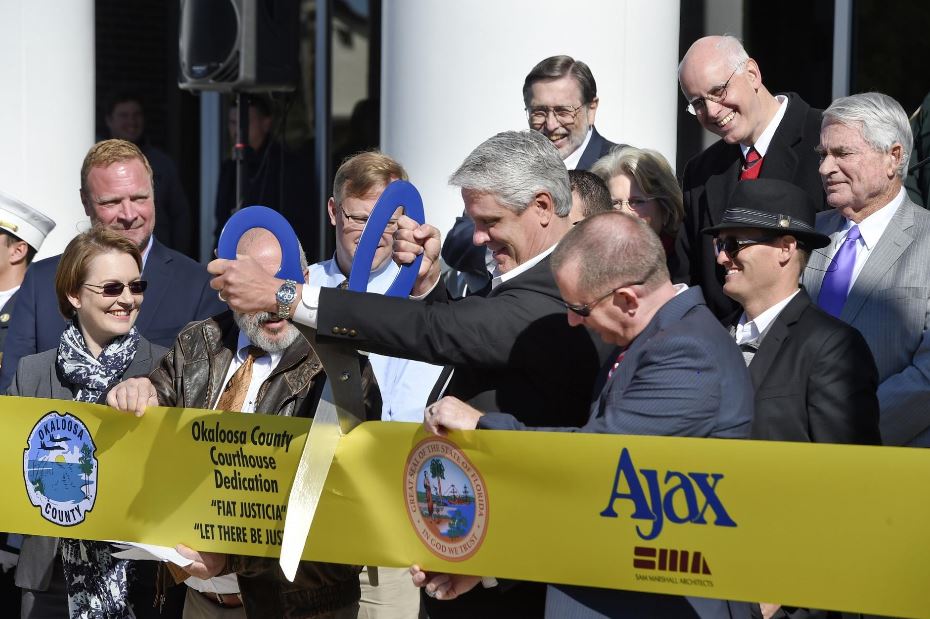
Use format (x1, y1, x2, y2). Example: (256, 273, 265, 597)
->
(0, 190, 55, 368)
(0, 189, 54, 615)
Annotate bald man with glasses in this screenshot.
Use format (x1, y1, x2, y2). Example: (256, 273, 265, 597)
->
(418, 210, 753, 619)
(673, 35, 825, 320)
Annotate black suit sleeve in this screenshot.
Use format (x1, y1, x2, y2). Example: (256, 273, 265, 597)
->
(317, 284, 564, 369)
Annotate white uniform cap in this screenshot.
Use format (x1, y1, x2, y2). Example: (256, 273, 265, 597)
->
(0, 190, 56, 252)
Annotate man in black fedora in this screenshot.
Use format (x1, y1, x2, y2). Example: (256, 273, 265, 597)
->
(703, 178, 881, 444)
(702, 177, 881, 618)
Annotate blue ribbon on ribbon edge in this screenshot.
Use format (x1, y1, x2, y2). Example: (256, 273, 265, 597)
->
(346, 180, 425, 298)
(216, 205, 304, 282)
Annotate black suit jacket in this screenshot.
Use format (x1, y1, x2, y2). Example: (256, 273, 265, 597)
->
(319, 255, 611, 428)
(740, 289, 881, 445)
(318, 256, 612, 619)
(672, 93, 825, 318)
(0, 238, 227, 392)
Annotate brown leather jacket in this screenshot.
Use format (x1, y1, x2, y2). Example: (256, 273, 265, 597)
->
(150, 311, 380, 618)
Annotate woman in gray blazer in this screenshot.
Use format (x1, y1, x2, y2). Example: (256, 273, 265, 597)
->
(9, 228, 167, 619)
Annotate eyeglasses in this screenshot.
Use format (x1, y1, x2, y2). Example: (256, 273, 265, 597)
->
(526, 104, 585, 128)
(564, 280, 645, 317)
(83, 280, 147, 297)
(612, 197, 654, 211)
(685, 64, 742, 116)
(340, 208, 399, 233)
(713, 235, 777, 258)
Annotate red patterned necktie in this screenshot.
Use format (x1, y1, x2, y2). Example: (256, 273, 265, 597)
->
(740, 147, 763, 180)
(607, 351, 626, 379)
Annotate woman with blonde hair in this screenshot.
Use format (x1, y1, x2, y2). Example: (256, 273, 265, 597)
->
(591, 146, 684, 257)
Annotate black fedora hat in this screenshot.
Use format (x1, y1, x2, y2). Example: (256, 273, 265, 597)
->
(701, 179, 830, 249)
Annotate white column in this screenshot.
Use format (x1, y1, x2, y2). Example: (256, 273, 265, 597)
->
(382, 0, 680, 239)
(0, 1, 95, 259)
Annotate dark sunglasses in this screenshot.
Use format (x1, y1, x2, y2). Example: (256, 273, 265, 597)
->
(83, 280, 148, 297)
(564, 280, 646, 317)
(713, 235, 778, 258)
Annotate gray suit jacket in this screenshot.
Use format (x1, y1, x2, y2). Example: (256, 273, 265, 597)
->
(803, 196, 930, 446)
(8, 337, 167, 591)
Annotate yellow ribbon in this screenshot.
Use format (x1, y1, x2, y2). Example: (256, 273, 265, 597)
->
(5, 396, 929, 618)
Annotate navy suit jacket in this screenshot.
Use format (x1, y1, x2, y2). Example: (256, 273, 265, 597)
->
(672, 93, 825, 319)
(0, 238, 226, 391)
(441, 127, 619, 279)
(481, 286, 753, 619)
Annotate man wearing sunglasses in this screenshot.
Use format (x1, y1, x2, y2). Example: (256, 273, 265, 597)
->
(415, 210, 753, 618)
(674, 35, 825, 320)
(704, 180, 880, 445)
(442, 55, 620, 297)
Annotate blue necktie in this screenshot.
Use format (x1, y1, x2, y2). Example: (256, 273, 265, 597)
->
(818, 225, 861, 318)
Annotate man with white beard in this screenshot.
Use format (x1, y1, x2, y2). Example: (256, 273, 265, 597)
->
(108, 228, 379, 619)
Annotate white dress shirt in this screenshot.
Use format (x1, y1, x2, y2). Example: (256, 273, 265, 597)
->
(306, 256, 443, 422)
(734, 289, 800, 345)
(740, 95, 788, 159)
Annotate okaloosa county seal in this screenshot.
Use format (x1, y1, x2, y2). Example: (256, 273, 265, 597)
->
(23, 411, 97, 526)
(404, 437, 488, 562)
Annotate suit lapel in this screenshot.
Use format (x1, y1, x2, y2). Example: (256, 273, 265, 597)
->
(804, 210, 845, 300)
(704, 155, 741, 225)
(747, 292, 807, 389)
(576, 128, 605, 171)
(135, 240, 171, 334)
(842, 200, 915, 323)
(758, 94, 804, 182)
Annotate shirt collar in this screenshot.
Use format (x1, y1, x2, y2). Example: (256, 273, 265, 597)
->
(234, 329, 283, 367)
(321, 254, 399, 291)
(735, 288, 800, 344)
(562, 128, 593, 170)
(741, 94, 787, 159)
(140, 235, 154, 270)
(490, 243, 558, 290)
(840, 186, 905, 249)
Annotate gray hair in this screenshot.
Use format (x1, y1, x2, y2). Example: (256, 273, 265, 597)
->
(678, 34, 749, 82)
(449, 130, 572, 217)
(590, 146, 684, 238)
(823, 92, 913, 178)
(551, 211, 668, 294)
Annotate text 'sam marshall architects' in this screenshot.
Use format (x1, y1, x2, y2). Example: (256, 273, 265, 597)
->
(0, 395, 928, 618)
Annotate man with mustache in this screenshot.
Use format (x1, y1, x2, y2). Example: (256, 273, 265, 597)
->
(109, 227, 379, 619)
(674, 35, 826, 319)
(0, 140, 226, 394)
(442, 55, 619, 295)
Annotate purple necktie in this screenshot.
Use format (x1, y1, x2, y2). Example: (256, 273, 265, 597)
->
(818, 225, 861, 317)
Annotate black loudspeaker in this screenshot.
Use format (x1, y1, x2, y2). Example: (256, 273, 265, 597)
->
(178, 0, 299, 92)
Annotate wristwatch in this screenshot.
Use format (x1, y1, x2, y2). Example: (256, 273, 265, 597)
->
(275, 279, 298, 319)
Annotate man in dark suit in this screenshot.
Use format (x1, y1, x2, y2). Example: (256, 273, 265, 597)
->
(674, 35, 826, 319)
(705, 179, 880, 447)
(703, 181, 881, 619)
(442, 55, 619, 293)
(415, 211, 753, 619)
(0, 139, 226, 390)
(803, 92, 930, 448)
(208, 130, 612, 618)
